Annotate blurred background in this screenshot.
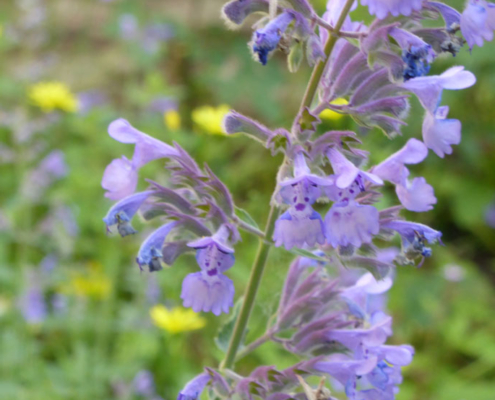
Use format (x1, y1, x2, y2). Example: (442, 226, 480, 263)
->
(0, 0, 495, 399)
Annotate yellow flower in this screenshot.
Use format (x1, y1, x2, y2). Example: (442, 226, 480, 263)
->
(150, 305, 206, 334)
(28, 81, 78, 113)
(319, 98, 348, 121)
(192, 104, 230, 135)
(61, 262, 111, 299)
(164, 109, 181, 131)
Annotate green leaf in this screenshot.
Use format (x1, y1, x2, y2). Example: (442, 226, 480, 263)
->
(235, 207, 260, 230)
(214, 297, 245, 353)
(288, 41, 304, 73)
(288, 248, 327, 262)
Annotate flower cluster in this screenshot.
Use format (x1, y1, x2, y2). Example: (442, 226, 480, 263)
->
(101, 119, 244, 315)
(179, 261, 413, 400)
(100, 0, 493, 398)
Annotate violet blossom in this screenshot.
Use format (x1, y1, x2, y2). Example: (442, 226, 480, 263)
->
(273, 152, 331, 250)
(373, 138, 437, 212)
(461, 0, 495, 49)
(360, 0, 422, 19)
(102, 119, 179, 200)
(181, 226, 235, 315)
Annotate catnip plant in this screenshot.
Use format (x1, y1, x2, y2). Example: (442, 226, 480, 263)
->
(101, 0, 494, 399)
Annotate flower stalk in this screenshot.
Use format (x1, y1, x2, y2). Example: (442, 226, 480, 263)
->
(220, 0, 357, 371)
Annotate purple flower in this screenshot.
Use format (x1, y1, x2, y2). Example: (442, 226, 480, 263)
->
(325, 312, 393, 353)
(313, 354, 378, 386)
(486, 200, 495, 228)
(373, 138, 436, 212)
(461, 0, 495, 49)
(181, 226, 235, 315)
(273, 153, 331, 250)
(388, 28, 436, 80)
(136, 222, 177, 272)
(38, 150, 68, 178)
(361, 0, 422, 19)
(382, 220, 442, 259)
(326, 148, 383, 189)
(222, 0, 270, 27)
(345, 345, 414, 400)
(395, 176, 436, 212)
(77, 90, 107, 115)
(422, 105, 462, 158)
(430, 1, 462, 32)
(133, 370, 156, 397)
(341, 272, 393, 317)
(323, 174, 380, 249)
(373, 139, 427, 184)
(177, 373, 211, 400)
(402, 66, 476, 113)
(23, 149, 68, 200)
(324, 198, 380, 248)
(103, 190, 155, 236)
(102, 119, 179, 200)
(19, 272, 47, 324)
(252, 11, 295, 65)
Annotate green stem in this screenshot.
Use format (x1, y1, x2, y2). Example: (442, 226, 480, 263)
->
(219, 0, 356, 371)
(235, 330, 273, 362)
(220, 206, 279, 370)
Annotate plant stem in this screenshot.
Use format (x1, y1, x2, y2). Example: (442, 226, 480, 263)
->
(235, 331, 273, 362)
(219, 0, 356, 371)
(220, 205, 280, 370)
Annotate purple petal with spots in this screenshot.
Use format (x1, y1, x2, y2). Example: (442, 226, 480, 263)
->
(273, 209, 325, 250)
(188, 225, 234, 253)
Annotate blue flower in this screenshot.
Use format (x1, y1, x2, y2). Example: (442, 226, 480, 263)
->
(136, 222, 177, 272)
(273, 153, 332, 250)
(103, 190, 155, 237)
(252, 11, 295, 65)
(181, 226, 235, 315)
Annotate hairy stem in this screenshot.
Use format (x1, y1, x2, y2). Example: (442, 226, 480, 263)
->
(235, 331, 274, 362)
(219, 0, 356, 371)
(220, 206, 280, 370)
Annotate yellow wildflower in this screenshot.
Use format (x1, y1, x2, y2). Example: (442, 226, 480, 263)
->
(164, 109, 181, 131)
(192, 104, 230, 135)
(61, 262, 111, 299)
(150, 305, 206, 334)
(28, 81, 78, 113)
(319, 98, 348, 121)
